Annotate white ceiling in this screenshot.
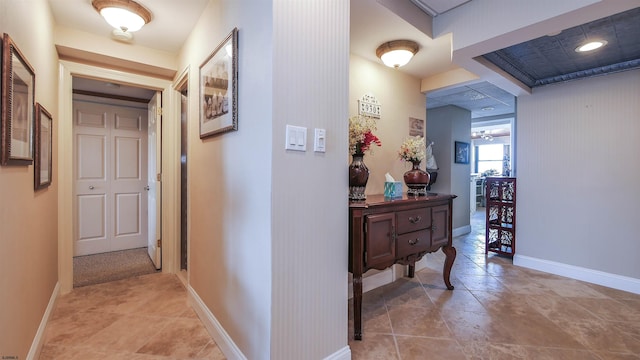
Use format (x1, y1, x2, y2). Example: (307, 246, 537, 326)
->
(48, 0, 209, 52)
(51, 0, 515, 118)
(350, 0, 458, 80)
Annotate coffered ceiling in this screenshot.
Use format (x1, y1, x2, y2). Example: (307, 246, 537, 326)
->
(481, 7, 640, 89)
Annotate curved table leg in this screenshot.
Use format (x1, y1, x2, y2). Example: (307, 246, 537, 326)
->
(442, 245, 456, 290)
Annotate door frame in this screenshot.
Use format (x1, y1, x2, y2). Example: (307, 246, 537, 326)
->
(58, 61, 180, 294)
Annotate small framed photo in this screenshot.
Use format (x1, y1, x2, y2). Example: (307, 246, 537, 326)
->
(1, 33, 35, 165)
(409, 117, 424, 137)
(199, 27, 238, 138)
(34, 103, 52, 190)
(454, 141, 469, 164)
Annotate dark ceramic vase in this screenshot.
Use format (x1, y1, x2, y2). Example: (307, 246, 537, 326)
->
(404, 160, 430, 196)
(349, 152, 369, 200)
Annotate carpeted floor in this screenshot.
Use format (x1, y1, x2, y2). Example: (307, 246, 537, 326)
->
(73, 247, 159, 288)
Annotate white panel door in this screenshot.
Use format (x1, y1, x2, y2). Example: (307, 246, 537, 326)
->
(147, 92, 162, 269)
(74, 106, 109, 255)
(74, 101, 148, 256)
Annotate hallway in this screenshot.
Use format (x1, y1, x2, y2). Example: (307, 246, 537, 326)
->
(37, 208, 640, 359)
(39, 274, 225, 359)
(348, 209, 640, 359)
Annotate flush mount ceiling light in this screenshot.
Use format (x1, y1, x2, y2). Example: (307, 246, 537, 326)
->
(376, 40, 419, 68)
(575, 40, 607, 53)
(92, 0, 152, 33)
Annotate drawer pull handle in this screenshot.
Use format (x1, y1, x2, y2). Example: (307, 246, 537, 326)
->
(408, 238, 419, 246)
(408, 216, 422, 224)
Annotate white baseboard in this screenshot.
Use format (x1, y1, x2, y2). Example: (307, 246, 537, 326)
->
(453, 225, 471, 238)
(514, 255, 640, 295)
(348, 267, 396, 298)
(324, 345, 351, 360)
(188, 286, 247, 360)
(27, 282, 60, 360)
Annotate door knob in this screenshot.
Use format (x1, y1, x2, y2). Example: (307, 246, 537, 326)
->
(89, 186, 94, 190)
(144, 186, 150, 191)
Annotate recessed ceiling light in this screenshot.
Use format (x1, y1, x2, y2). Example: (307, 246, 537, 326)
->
(575, 40, 607, 52)
(481, 106, 494, 111)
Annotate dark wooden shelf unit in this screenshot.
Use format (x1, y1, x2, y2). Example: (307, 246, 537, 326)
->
(485, 177, 516, 256)
(349, 193, 457, 340)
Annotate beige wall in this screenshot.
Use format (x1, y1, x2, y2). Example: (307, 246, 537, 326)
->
(349, 54, 426, 195)
(516, 69, 640, 282)
(177, 0, 274, 357)
(179, 1, 351, 358)
(0, 0, 59, 357)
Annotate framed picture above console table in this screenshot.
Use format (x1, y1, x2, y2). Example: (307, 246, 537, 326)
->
(348, 193, 457, 340)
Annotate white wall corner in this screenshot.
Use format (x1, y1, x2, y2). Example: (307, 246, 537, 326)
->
(27, 282, 60, 360)
(323, 345, 352, 360)
(514, 255, 640, 295)
(453, 225, 471, 237)
(188, 286, 248, 360)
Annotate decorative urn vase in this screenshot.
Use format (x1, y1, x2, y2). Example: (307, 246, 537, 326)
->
(404, 160, 430, 196)
(349, 151, 369, 200)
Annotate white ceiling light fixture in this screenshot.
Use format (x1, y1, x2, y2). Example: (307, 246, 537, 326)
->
(92, 0, 152, 33)
(480, 130, 494, 141)
(575, 40, 607, 53)
(376, 40, 419, 69)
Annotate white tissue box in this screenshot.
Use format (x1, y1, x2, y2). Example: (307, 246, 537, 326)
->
(384, 181, 403, 198)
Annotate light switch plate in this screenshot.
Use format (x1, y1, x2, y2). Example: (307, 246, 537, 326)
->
(285, 125, 306, 151)
(314, 128, 326, 152)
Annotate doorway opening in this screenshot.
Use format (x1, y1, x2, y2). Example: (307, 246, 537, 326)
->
(177, 80, 188, 272)
(71, 76, 161, 287)
(469, 118, 514, 249)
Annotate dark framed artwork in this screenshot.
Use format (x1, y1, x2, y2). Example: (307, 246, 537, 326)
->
(1, 33, 36, 165)
(199, 27, 238, 138)
(34, 103, 52, 190)
(454, 141, 469, 164)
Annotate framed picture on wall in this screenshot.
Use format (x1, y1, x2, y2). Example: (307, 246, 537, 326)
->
(1, 33, 35, 165)
(409, 117, 424, 137)
(34, 103, 52, 190)
(454, 141, 469, 164)
(199, 27, 238, 138)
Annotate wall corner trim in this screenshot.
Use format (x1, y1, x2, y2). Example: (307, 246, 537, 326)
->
(27, 282, 60, 360)
(188, 286, 247, 360)
(514, 255, 640, 295)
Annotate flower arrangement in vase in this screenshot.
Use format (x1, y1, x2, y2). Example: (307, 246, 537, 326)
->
(398, 136, 430, 196)
(348, 115, 381, 200)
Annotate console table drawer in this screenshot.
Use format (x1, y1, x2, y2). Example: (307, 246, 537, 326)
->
(396, 229, 431, 258)
(396, 208, 431, 234)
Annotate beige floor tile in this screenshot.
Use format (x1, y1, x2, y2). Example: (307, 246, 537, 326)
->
(387, 305, 452, 338)
(136, 317, 213, 358)
(395, 335, 467, 360)
(349, 333, 399, 360)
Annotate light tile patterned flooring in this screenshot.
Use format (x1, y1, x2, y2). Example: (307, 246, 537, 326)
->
(39, 209, 640, 359)
(348, 210, 640, 359)
(39, 273, 225, 359)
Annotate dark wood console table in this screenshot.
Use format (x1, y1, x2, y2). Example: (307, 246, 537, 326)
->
(349, 193, 457, 340)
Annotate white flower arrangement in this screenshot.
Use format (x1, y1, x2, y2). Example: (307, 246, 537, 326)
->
(398, 136, 426, 163)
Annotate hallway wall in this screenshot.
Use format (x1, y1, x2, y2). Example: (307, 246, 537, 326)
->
(0, 0, 60, 358)
(516, 69, 640, 287)
(177, 0, 350, 358)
